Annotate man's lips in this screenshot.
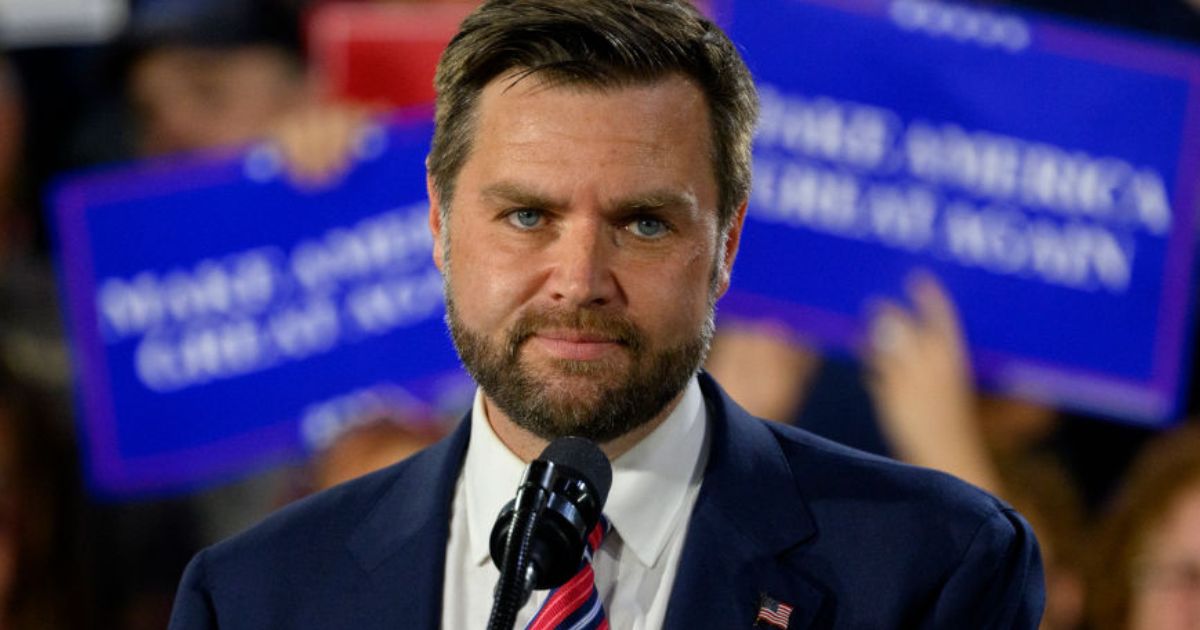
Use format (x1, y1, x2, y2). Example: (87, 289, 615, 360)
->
(536, 328, 626, 344)
(527, 329, 626, 361)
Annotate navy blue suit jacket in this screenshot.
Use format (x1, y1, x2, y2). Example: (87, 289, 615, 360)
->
(169, 374, 1044, 628)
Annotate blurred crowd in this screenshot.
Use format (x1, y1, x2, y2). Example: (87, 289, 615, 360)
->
(2, 0, 1200, 628)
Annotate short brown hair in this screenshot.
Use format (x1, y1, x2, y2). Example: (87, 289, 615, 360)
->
(428, 0, 758, 233)
(1087, 423, 1200, 630)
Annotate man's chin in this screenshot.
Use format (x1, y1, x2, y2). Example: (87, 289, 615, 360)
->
(530, 368, 626, 405)
(521, 349, 631, 381)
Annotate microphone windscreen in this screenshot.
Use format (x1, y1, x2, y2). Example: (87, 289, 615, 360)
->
(540, 436, 612, 506)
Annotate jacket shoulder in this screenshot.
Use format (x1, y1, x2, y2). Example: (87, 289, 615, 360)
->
(761, 420, 1044, 626)
(764, 418, 1008, 523)
(202, 453, 412, 576)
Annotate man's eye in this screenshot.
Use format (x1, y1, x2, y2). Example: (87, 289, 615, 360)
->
(627, 217, 669, 238)
(507, 209, 543, 229)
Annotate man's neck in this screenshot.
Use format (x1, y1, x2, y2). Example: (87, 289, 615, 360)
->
(482, 390, 687, 462)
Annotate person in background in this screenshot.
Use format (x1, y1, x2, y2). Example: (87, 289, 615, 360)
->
(0, 369, 90, 629)
(307, 416, 447, 493)
(129, 42, 308, 156)
(704, 321, 820, 424)
(269, 412, 450, 513)
(127, 35, 370, 187)
(122, 0, 370, 186)
(1089, 422, 1200, 630)
(865, 274, 1007, 494)
(122, 0, 309, 157)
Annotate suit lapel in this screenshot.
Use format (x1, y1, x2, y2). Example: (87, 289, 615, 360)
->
(664, 374, 830, 629)
(345, 414, 472, 628)
(333, 375, 829, 628)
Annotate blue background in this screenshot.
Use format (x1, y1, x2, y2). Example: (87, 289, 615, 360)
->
(725, 0, 1200, 422)
(54, 117, 467, 495)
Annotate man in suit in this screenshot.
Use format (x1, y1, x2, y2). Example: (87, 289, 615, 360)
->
(169, 1, 1045, 627)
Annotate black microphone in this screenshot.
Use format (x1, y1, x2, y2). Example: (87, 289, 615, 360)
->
(486, 436, 612, 630)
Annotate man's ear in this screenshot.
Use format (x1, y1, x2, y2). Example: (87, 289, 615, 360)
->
(428, 174, 446, 272)
(715, 199, 749, 299)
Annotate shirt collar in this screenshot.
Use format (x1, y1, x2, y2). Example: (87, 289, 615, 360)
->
(462, 377, 708, 569)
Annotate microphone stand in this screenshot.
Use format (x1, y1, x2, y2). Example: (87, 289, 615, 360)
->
(486, 437, 611, 629)
(487, 466, 552, 630)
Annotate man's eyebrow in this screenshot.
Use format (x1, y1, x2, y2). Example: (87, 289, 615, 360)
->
(480, 182, 562, 209)
(613, 190, 698, 213)
(479, 182, 697, 213)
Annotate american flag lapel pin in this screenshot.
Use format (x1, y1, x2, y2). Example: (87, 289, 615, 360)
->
(755, 593, 794, 629)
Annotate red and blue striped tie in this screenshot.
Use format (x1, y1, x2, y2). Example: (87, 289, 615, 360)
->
(525, 516, 611, 630)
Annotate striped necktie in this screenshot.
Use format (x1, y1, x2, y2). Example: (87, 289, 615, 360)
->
(525, 515, 611, 630)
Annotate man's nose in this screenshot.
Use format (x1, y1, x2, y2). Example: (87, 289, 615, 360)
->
(549, 219, 620, 308)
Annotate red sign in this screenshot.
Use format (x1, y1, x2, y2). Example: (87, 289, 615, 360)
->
(307, 2, 477, 108)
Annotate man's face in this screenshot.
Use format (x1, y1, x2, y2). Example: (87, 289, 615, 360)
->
(431, 74, 744, 443)
(130, 46, 304, 156)
(1131, 483, 1200, 630)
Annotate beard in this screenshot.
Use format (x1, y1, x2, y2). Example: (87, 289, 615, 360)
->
(445, 294, 715, 444)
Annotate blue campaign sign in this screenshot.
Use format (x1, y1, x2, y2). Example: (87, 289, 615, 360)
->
(51, 113, 470, 496)
(722, 0, 1200, 424)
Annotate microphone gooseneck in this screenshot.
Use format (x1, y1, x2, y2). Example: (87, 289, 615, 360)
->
(486, 436, 612, 630)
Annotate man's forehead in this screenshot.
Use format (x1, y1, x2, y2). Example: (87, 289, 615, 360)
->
(469, 75, 709, 158)
(438, 71, 718, 211)
(471, 71, 711, 150)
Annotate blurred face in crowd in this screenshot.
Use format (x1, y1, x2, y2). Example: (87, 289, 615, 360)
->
(130, 45, 307, 156)
(431, 73, 743, 447)
(1130, 481, 1200, 630)
(312, 420, 441, 491)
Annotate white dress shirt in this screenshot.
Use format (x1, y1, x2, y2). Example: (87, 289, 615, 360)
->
(440, 377, 710, 629)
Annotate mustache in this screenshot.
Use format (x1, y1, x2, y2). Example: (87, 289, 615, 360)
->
(506, 309, 645, 358)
